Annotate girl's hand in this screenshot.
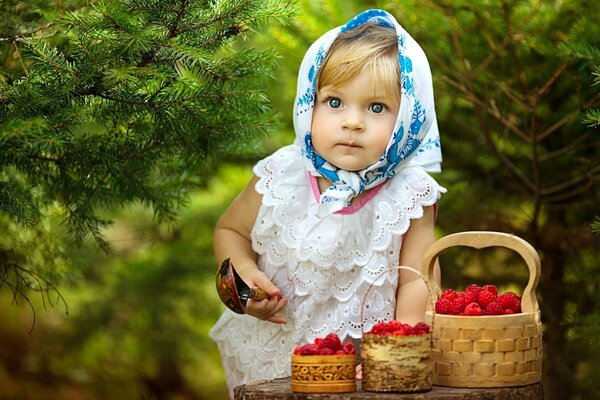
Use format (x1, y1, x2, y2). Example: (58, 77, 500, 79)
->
(246, 295, 288, 324)
(239, 267, 288, 324)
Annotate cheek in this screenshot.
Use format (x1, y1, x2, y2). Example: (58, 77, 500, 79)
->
(311, 133, 329, 157)
(375, 121, 395, 149)
(372, 136, 390, 160)
(311, 106, 327, 132)
(310, 110, 330, 150)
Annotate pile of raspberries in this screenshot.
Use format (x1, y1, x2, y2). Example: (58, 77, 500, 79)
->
(293, 333, 356, 356)
(368, 320, 431, 336)
(435, 284, 522, 316)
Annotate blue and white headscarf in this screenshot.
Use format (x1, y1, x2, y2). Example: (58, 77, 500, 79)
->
(293, 9, 442, 217)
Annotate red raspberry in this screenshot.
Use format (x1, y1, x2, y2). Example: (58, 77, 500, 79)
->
(322, 333, 342, 351)
(477, 290, 497, 308)
(465, 284, 482, 294)
(401, 323, 415, 335)
(372, 322, 431, 336)
(413, 322, 431, 335)
(503, 308, 515, 315)
(440, 289, 458, 301)
(335, 349, 346, 355)
(371, 321, 388, 335)
(485, 301, 505, 315)
(391, 323, 418, 336)
(450, 295, 467, 314)
(513, 299, 522, 313)
(299, 344, 319, 355)
(386, 320, 403, 333)
(318, 347, 335, 355)
(435, 297, 453, 314)
(342, 342, 355, 354)
(462, 290, 477, 304)
(463, 302, 483, 316)
(498, 292, 521, 313)
(481, 284, 498, 296)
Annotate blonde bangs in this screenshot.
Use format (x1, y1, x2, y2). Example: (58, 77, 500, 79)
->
(317, 23, 400, 103)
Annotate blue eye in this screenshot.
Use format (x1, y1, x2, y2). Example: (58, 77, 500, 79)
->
(370, 103, 386, 113)
(328, 98, 342, 108)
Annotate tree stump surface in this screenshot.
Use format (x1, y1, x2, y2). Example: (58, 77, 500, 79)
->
(234, 377, 543, 400)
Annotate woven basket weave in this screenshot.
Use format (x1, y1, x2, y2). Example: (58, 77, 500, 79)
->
(423, 231, 543, 388)
(362, 333, 432, 392)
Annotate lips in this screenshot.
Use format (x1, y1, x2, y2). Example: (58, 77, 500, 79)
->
(338, 141, 361, 148)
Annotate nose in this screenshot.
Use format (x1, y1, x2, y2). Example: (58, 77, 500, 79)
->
(343, 108, 365, 131)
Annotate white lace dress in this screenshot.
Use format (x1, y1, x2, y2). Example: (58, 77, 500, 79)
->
(209, 144, 446, 393)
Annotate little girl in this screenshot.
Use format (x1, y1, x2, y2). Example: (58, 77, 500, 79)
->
(210, 9, 445, 396)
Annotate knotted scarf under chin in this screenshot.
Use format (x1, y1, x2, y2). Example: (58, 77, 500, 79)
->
(292, 9, 442, 217)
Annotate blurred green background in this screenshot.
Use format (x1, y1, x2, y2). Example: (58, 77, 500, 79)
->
(1, 1, 599, 399)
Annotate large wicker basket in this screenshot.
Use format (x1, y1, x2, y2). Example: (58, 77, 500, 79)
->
(423, 231, 543, 388)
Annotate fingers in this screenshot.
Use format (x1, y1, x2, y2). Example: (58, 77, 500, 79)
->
(266, 315, 288, 324)
(237, 267, 281, 297)
(236, 267, 286, 323)
(246, 296, 288, 324)
(355, 363, 363, 381)
(252, 273, 281, 297)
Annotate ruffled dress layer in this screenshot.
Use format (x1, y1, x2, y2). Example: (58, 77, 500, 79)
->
(209, 144, 446, 392)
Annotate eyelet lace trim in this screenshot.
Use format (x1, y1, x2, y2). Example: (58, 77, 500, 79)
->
(252, 145, 444, 272)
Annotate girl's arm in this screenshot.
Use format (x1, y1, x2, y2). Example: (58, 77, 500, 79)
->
(214, 175, 288, 324)
(395, 205, 441, 324)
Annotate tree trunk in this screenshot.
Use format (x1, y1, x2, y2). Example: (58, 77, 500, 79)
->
(537, 211, 572, 400)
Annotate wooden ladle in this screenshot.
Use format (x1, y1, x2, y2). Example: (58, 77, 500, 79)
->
(215, 258, 269, 314)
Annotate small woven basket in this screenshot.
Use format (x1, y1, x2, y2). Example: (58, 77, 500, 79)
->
(362, 333, 432, 392)
(291, 354, 356, 393)
(423, 231, 543, 388)
(361, 266, 433, 393)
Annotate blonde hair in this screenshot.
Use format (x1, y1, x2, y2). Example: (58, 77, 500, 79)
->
(317, 23, 400, 103)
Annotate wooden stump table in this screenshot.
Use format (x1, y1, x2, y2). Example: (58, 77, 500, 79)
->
(234, 377, 543, 400)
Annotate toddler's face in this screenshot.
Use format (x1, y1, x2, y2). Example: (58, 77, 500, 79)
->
(311, 68, 400, 173)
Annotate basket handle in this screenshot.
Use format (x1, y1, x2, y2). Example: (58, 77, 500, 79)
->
(421, 231, 541, 313)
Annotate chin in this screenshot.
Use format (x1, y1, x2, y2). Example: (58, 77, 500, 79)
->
(327, 156, 374, 172)
(330, 162, 365, 172)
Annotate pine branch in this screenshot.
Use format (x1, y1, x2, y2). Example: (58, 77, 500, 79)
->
(0, 23, 57, 42)
(583, 109, 600, 127)
(0, 181, 40, 226)
(0, 0, 294, 315)
(0, 247, 68, 332)
(592, 217, 600, 236)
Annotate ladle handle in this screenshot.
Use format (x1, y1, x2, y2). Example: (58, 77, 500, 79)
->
(249, 288, 269, 301)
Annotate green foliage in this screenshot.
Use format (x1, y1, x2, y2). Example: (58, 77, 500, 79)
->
(564, 246, 600, 398)
(0, 165, 250, 398)
(582, 66, 600, 127)
(593, 216, 600, 235)
(0, 0, 293, 309)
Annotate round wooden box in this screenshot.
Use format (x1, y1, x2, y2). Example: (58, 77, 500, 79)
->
(290, 354, 356, 393)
